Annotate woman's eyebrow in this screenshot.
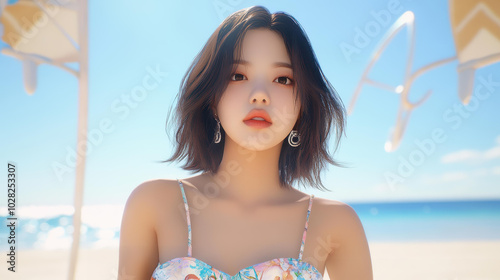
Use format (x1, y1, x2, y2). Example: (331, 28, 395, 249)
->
(233, 59, 292, 69)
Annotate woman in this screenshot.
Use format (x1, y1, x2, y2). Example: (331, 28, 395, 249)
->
(119, 6, 373, 280)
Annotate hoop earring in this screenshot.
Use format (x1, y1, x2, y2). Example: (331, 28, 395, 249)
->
(288, 130, 300, 147)
(214, 116, 221, 144)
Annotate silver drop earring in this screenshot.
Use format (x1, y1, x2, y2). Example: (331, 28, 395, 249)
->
(214, 116, 221, 144)
(288, 130, 301, 147)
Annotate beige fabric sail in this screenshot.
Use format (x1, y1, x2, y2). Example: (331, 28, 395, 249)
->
(449, 0, 500, 104)
(0, 0, 78, 63)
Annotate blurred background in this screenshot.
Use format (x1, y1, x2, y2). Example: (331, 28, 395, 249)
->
(1, 0, 499, 279)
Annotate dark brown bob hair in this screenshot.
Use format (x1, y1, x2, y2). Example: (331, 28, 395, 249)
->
(161, 5, 349, 192)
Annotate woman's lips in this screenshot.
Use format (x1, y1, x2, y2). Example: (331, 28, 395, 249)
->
(243, 109, 272, 123)
(243, 119, 272, 128)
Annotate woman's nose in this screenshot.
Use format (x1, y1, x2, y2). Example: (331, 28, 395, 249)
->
(249, 82, 270, 105)
(250, 95, 268, 104)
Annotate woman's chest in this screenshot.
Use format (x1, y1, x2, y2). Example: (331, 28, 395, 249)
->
(154, 194, 334, 277)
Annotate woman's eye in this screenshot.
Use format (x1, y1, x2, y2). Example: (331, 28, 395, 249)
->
(230, 73, 247, 81)
(274, 76, 294, 85)
(230, 73, 293, 85)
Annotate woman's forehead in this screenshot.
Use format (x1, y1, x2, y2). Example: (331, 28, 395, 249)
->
(234, 29, 291, 64)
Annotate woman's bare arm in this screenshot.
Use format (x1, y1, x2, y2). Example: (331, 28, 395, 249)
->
(325, 203, 373, 279)
(118, 181, 160, 279)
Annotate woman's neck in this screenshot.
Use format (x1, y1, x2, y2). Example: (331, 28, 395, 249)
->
(207, 137, 291, 207)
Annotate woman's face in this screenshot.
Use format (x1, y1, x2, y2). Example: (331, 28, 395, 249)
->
(216, 28, 301, 151)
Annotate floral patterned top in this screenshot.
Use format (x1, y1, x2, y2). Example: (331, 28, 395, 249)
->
(151, 179, 322, 280)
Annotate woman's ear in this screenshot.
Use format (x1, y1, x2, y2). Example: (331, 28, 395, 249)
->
(210, 106, 218, 118)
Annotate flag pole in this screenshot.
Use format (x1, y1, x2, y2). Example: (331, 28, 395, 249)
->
(67, 0, 88, 279)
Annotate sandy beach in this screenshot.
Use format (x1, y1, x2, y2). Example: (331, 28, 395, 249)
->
(369, 241, 500, 280)
(1, 241, 499, 280)
(1, 246, 119, 280)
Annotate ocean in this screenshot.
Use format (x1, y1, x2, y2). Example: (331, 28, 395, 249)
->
(1, 199, 499, 251)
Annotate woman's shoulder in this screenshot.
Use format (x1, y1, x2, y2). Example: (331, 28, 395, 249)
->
(122, 178, 192, 232)
(124, 179, 183, 216)
(311, 195, 354, 212)
(312, 195, 363, 235)
(127, 179, 181, 200)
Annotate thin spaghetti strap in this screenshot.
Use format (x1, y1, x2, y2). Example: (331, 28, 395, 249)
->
(176, 179, 192, 257)
(298, 194, 314, 261)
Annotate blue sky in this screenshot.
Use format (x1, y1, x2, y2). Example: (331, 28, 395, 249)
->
(1, 0, 499, 208)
